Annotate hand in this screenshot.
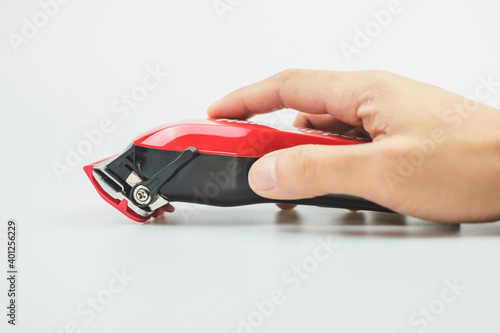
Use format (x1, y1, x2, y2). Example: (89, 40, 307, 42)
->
(207, 69, 500, 223)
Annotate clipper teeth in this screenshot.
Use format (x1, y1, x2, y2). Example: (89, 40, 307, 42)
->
(92, 157, 152, 218)
(85, 155, 175, 222)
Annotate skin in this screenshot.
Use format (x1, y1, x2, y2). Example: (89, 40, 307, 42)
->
(207, 69, 500, 223)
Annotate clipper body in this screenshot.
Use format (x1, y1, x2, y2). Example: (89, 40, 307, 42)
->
(84, 118, 390, 222)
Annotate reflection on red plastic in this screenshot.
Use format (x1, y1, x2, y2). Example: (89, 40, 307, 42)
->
(133, 118, 369, 158)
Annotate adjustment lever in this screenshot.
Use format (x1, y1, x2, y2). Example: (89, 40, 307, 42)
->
(131, 147, 198, 208)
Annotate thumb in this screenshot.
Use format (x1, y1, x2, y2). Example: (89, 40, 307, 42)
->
(248, 144, 387, 201)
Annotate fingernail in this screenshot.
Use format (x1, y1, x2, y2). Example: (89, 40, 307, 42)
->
(249, 155, 277, 192)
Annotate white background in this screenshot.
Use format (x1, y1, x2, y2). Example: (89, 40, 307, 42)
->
(1, 0, 500, 332)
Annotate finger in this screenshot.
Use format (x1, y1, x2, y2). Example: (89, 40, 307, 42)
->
(294, 113, 371, 140)
(293, 113, 355, 134)
(208, 69, 384, 128)
(276, 203, 297, 210)
(248, 143, 391, 205)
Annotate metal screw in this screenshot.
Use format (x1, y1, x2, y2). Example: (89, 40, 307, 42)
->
(137, 189, 148, 200)
(134, 185, 151, 205)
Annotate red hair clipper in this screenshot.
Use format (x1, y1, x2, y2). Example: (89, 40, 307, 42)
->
(84, 119, 390, 222)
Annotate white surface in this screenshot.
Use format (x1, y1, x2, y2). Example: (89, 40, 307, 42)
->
(1, 0, 500, 332)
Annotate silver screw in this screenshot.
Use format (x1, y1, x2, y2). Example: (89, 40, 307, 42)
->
(137, 189, 148, 200)
(134, 186, 151, 205)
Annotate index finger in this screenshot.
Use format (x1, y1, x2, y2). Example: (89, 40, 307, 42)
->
(207, 69, 382, 128)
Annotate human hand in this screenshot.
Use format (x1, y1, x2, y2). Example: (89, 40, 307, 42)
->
(207, 69, 500, 223)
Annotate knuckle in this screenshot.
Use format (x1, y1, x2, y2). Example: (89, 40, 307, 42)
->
(354, 70, 394, 134)
(274, 68, 303, 88)
(357, 70, 393, 102)
(272, 68, 303, 108)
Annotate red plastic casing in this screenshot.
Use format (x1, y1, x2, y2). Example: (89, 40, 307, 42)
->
(85, 118, 369, 222)
(132, 118, 369, 157)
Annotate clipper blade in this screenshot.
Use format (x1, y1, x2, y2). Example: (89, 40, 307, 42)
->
(83, 156, 170, 222)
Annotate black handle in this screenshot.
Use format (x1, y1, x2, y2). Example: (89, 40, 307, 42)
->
(283, 194, 392, 213)
(138, 147, 393, 213)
